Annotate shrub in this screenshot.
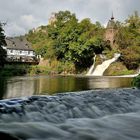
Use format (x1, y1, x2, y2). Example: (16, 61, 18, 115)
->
(132, 74, 140, 88)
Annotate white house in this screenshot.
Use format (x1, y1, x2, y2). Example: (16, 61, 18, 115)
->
(3, 36, 39, 64)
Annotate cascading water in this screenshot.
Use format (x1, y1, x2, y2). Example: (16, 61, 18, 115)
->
(87, 53, 120, 76)
(0, 88, 140, 140)
(92, 53, 120, 76)
(86, 55, 96, 76)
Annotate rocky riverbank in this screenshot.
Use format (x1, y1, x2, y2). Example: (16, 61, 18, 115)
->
(0, 88, 140, 140)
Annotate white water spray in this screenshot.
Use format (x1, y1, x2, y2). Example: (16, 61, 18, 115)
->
(86, 53, 120, 76)
(92, 53, 120, 76)
(86, 55, 96, 76)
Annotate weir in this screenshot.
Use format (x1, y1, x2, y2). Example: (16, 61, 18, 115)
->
(87, 53, 120, 76)
(0, 89, 140, 140)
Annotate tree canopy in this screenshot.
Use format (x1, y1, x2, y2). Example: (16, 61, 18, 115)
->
(27, 10, 140, 72)
(115, 11, 140, 69)
(27, 11, 106, 70)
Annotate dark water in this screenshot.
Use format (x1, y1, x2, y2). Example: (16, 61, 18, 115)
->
(0, 75, 133, 99)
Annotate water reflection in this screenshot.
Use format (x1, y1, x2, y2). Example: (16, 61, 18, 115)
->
(0, 75, 133, 99)
(87, 76, 132, 89)
(31, 76, 87, 95)
(2, 76, 47, 98)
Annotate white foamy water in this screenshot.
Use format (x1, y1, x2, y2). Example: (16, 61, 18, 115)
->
(87, 53, 120, 76)
(0, 88, 140, 140)
(86, 55, 96, 76)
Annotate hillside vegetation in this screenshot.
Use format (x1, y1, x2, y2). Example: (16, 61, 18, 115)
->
(27, 11, 140, 74)
(115, 11, 140, 70)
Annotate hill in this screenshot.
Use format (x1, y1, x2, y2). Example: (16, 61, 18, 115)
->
(26, 11, 140, 75)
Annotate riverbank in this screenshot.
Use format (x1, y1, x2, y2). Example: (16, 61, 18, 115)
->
(0, 65, 55, 77)
(0, 65, 138, 79)
(0, 88, 140, 140)
(0, 63, 76, 77)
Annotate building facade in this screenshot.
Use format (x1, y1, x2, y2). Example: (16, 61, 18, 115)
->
(3, 36, 39, 64)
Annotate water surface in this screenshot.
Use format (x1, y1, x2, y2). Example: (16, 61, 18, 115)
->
(0, 88, 140, 140)
(0, 75, 133, 99)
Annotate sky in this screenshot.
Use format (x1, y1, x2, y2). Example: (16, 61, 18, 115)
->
(0, 0, 140, 37)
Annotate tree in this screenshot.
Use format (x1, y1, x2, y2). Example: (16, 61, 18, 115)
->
(0, 23, 7, 67)
(121, 46, 140, 69)
(28, 11, 106, 70)
(27, 11, 105, 71)
(115, 11, 140, 69)
(115, 26, 132, 49)
(47, 12, 105, 69)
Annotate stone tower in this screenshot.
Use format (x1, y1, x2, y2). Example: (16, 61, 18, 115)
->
(49, 13, 57, 25)
(105, 13, 118, 47)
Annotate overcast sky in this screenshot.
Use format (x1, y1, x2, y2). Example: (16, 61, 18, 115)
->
(0, 0, 140, 37)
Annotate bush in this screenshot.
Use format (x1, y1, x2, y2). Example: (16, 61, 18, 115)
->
(132, 74, 140, 88)
(0, 64, 29, 76)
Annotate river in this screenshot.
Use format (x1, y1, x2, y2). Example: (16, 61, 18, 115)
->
(0, 75, 140, 140)
(0, 75, 133, 99)
(0, 88, 140, 140)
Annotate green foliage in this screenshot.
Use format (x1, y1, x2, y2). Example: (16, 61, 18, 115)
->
(0, 65, 30, 76)
(126, 11, 140, 29)
(48, 12, 105, 69)
(0, 23, 6, 47)
(26, 10, 140, 74)
(27, 66, 51, 75)
(27, 11, 105, 71)
(0, 23, 7, 67)
(121, 46, 140, 69)
(115, 27, 132, 49)
(27, 26, 56, 59)
(115, 11, 140, 70)
(0, 65, 55, 76)
(56, 61, 75, 74)
(104, 62, 135, 76)
(132, 74, 140, 88)
(0, 46, 7, 67)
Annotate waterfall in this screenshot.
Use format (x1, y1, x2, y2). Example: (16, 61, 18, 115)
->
(86, 55, 96, 76)
(86, 53, 120, 76)
(91, 53, 120, 76)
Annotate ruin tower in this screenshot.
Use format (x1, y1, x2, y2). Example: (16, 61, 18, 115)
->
(49, 13, 57, 25)
(105, 13, 118, 47)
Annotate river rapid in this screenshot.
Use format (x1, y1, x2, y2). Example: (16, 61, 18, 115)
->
(0, 88, 140, 140)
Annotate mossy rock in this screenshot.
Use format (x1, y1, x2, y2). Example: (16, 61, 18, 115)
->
(104, 62, 135, 76)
